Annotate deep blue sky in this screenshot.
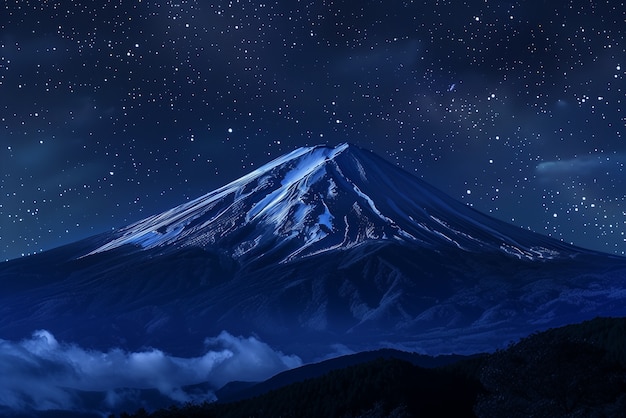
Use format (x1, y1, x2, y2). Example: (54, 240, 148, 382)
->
(1, 0, 624, 260)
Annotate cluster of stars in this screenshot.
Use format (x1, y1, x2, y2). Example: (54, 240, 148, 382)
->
(0, 0, 624, 260)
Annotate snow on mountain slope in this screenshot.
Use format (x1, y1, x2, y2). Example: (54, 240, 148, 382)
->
(84, 143, 588, 263)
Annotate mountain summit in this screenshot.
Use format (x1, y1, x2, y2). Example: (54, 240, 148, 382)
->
(1, 143, 626, 358)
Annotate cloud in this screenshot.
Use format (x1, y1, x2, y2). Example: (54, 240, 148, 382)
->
(536, 154, 626, 177)
(203, 332, 302, 388)
(0, 330, 301, 414)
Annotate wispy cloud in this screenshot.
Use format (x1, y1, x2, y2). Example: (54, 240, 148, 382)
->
(0, 330, 301, 414)
(536, 154, 626, 177)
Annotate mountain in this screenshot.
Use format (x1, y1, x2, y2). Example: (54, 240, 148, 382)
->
(1, 143, 626, 359)
(80, 142, 575, 260)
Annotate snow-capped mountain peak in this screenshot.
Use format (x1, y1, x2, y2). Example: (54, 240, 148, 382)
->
(84, 143, 585, 262)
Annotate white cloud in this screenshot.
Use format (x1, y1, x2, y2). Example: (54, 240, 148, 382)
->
(0, 330, 301, 413)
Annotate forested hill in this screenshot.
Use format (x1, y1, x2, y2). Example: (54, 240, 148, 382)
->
(117, 317, 626, 418)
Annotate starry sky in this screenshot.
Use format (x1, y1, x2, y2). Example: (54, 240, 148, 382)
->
(0, 0, 624, 261)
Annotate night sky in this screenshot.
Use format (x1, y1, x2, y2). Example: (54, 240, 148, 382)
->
(1, 0, 624, 261)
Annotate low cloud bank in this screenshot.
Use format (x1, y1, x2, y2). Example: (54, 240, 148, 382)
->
(0, 330, 301, 413)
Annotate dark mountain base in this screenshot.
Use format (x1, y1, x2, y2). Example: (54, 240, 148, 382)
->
(122, 358, 482, 418)
(215, 348, 473, 404)
(116, 317, 626, 418)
